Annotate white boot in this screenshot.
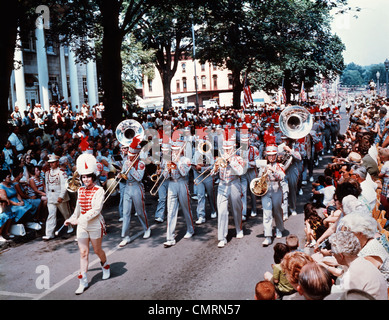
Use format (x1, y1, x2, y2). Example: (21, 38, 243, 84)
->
(101, 261, 110, 280)
(75, 272, 88, 295)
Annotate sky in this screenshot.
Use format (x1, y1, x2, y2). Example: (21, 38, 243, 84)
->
(331, 0, 389, 66)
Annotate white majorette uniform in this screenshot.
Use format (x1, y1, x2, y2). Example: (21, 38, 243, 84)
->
(239, 131, 260, 219)
(164, 139, 194, 248)
(261, 145, 285, 246)
(119, 142, 150, 247)
(65, 153, 110, 295)
(214, 138, 244, 248)
(192, 137, 217, 224)
(43, 154, 71, 239)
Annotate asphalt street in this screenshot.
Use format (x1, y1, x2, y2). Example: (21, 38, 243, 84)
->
(0, 104, 349, 302)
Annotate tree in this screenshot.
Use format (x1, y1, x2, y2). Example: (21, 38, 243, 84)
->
(134, 2, 204, 112)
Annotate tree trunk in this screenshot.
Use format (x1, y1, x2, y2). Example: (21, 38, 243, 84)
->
(0, 1, 18, 145)
(161, 70, 172, 113)
(232, 68, 243, 109)
(100, 0, 124, 130)
(284, 70, 292, 104)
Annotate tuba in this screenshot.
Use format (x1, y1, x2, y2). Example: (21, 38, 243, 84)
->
(66, 171, 81, 193)
(278, 105, 313, 140)
(103, 119, 145, 203)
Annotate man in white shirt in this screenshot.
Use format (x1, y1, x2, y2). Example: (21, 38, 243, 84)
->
(8, 126, 24, 154)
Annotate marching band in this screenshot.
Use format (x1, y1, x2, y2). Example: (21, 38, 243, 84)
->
(62, 104, 341, 293)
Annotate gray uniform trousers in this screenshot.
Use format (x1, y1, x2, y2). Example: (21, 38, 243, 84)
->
(193, 170, 217, 219)
(286, 162, 299, 213)
(166, 178, 194, 241)
(262, 182, 284, 237)
(154, 179, 169, 220)
(240, 168, 257, 217)
(121, 182, 149, 237)
(217, 178, 243, 242)
(119, 181, 126, 219)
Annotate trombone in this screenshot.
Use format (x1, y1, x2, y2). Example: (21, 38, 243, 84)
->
(194, 146, 242, 185)
(149, 141, 187, 196)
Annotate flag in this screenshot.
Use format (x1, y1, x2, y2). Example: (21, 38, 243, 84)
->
(242, 81, 253, 109)
(300, 81, 306, 102)
(281, 87, 287, 104)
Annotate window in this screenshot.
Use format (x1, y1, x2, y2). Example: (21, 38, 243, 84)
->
(212, 63, 217, 71)
(148, 79, 153, 92)
(201, 63, 205, 71)
(182, 62, 186, 73)
(213, 75, 218, 89)
(176, 80, 180, 92)
(228, 74, 233, 88)
(182, 77, 187, 92)
(201, 76, 206, 89)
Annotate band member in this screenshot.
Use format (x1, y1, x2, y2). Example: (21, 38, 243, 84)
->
(213, 136, 244, 248)
(192, 136, 217, 224)
(43, 154, 72, 240)
(261, 145, 286, 246)
(164, 138, 194, 248)
(154, 138, 170, 223)
(119, 140, 150, 247)
(64, 153, 110, 295)
(240, 130, 260, 220)
(283, 137, 302, 217)
(115, 144, 129, 222)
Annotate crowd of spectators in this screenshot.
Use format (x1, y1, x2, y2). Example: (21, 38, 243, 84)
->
(257, 94, 389, 300)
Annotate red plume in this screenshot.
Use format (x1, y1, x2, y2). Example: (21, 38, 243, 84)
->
(79, 136, 90, 152)
(129, 136, 141, 149)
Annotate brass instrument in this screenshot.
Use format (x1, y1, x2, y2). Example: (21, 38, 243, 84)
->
(250, 170, 268, 196)
(150, 141, 187, 196)
(278, 105, 313, 140)
(103, 119, 145, 203)
(66, 171, 81, 193)
(194, 147, 241, 186)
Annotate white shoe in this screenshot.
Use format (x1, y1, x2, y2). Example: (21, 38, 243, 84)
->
(211, 212, 217, 219)
(318, 156, 322, 161)
(291, 210, 297, 216)
(242, 215, 247, 221)
(283, 213, 288, 221)
(262, 237, 272, 246)
(0, 236, 7, 243)
(309, 176, 314, 182)
(184, 231, 194, 239)
(155, 217, 164, 223)
(195, 216, 206, 225)
(299, 189, 303, 195)
(251, 211, 257, 217)
(67, 225, 74, 234)
(143, 228, 151, 239)
(101, 262, 110, 280)
(276, 229, 283, 239)
(191, 195, 198, 200)
(75, 273, 88, 295)
(301, 180, 307, 185)
(163, 239, 176, 247)
(218, 240, 227, 248)
(118, 218, 123, 222)
(236, 231, 244, 239)
(119, 236, 131, 247)
(327, 150, 331, 154)
(42, 235, 54, 241)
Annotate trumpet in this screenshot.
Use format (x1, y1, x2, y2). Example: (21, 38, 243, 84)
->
(194, 147, 241, 185)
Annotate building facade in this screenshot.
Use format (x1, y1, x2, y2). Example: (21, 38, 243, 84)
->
(142, 57, 234, 107)
(9, 18, 99, 115)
